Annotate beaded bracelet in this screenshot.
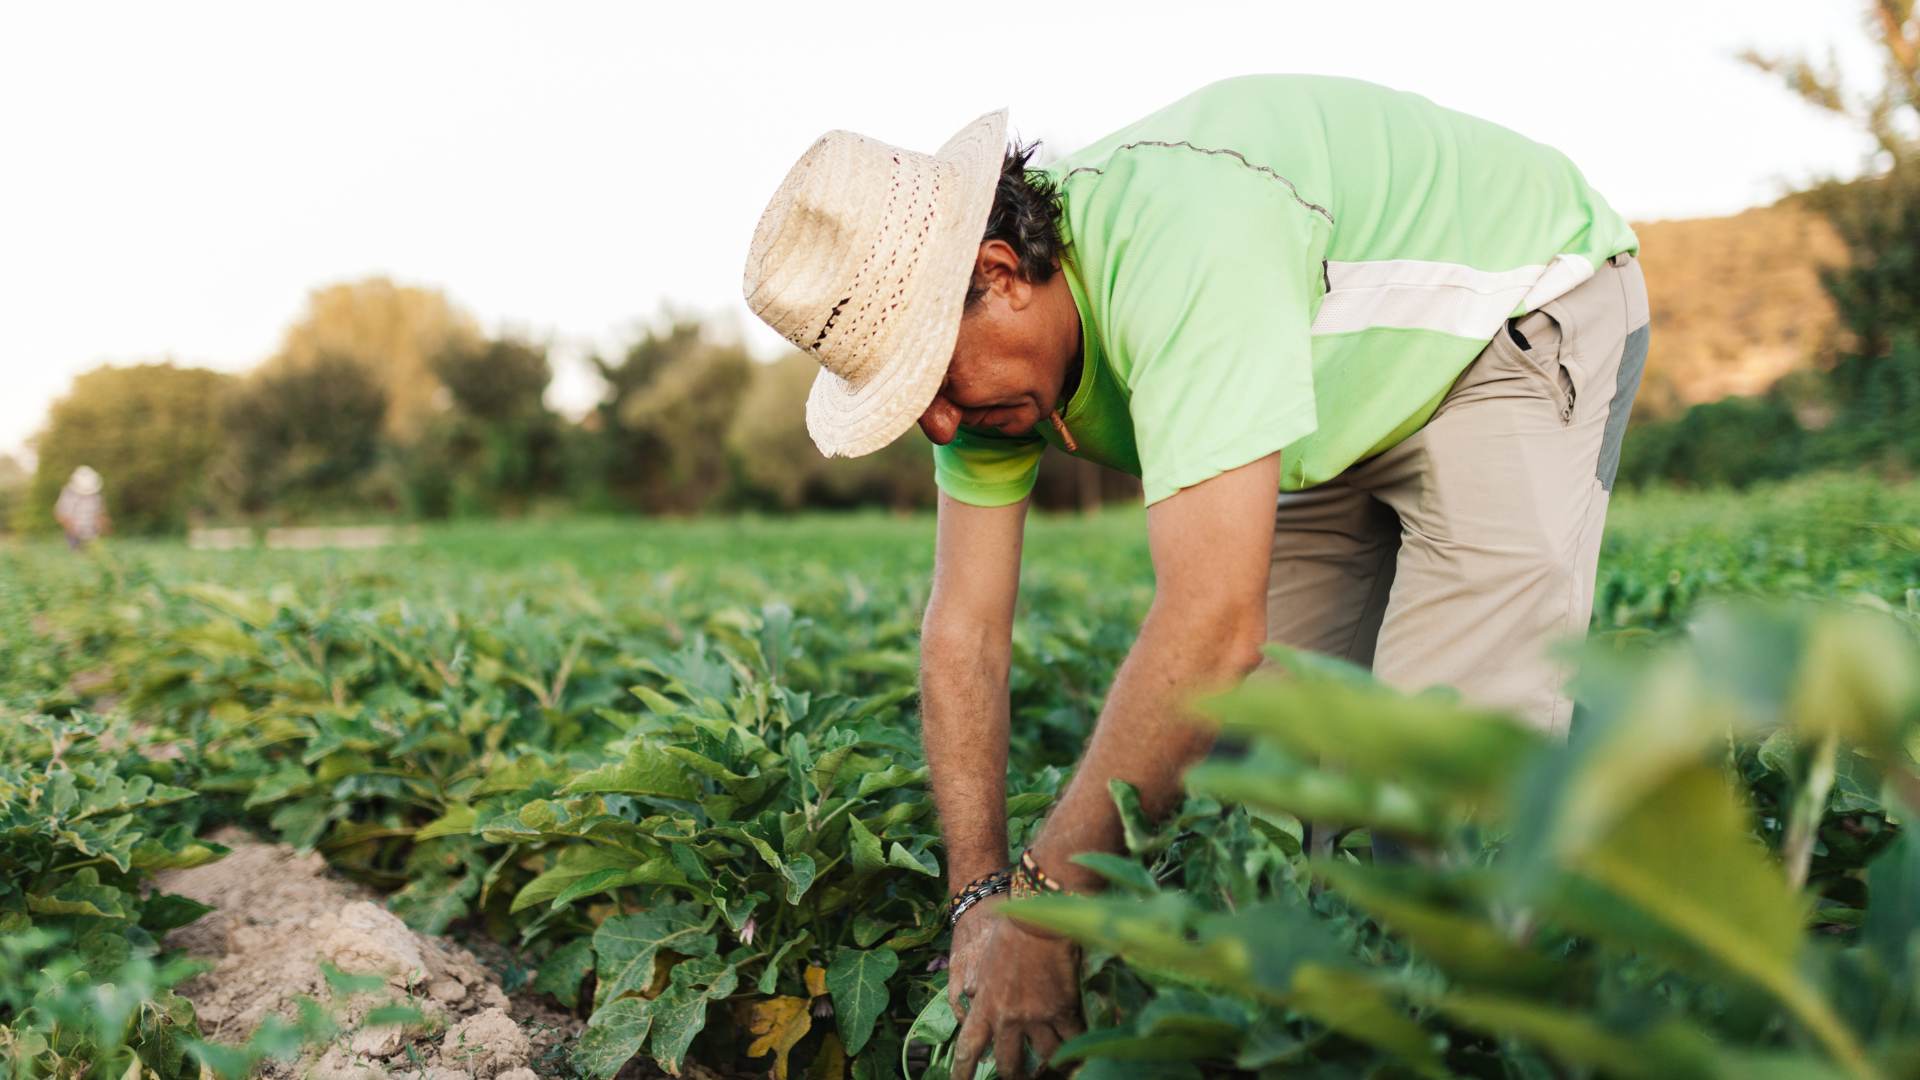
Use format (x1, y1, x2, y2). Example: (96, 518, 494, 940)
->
(946, 867, 1011, 926)
(1008, 849, 1065, 901)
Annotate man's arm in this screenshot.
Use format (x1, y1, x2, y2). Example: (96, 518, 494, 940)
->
(1026, 453, 1278, 889)
(920, 490, 1029, 892)
(949, 455, 1280, 1080)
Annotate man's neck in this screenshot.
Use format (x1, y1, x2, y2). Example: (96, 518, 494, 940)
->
(1060, 344, 1084, 406)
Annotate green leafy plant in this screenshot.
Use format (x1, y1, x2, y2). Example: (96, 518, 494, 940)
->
(1004, 606, 1920, 1079)
(466, 618, 1067, 1076)
(7, 485, 1919, 1077)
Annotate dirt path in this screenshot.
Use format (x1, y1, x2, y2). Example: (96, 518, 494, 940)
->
(157, 828, 579, 1079)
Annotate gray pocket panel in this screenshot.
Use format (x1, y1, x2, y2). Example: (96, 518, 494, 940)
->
(1596, 323, 1650, 491)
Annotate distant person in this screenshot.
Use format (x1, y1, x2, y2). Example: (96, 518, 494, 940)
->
(54, 465, 109, 549)
(744, 76, 1647, 1078)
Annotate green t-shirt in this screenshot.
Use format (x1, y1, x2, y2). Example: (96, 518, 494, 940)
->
(933, 75, 1639, 506)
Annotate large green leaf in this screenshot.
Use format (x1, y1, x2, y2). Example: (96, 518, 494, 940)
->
(1785, 609, 1920, 753)
(1287, 965, 1448, 1078)
(1184, 744, 1438, 840)
(847, 816, 885, 874)
(1312, 860, 1565, 992)
(1432, 992, 1720, 1080)
(414, 802, 477, 840)
(1509, 650, 1734, 881)
(565, 741, 702, 800)
(648, 955, 739, 1073)
(1069, 853, 1159, 896)
(662, 746, 774, 801)
(1052, 990, 1250, 1065)
(1005, 893, 1344, 1002)
(1865, 830, 1920, 977)
(1554, 763, 1866, 1074)
(28, 869, 130, 919)
(856, 764, 928, 798)
(533, 939, 594, 1009)
(1052, 1026, 1222, 1065)
(139, 893, 216, 934)
(827, 947, 899, 1055)
(512, 845, 682, 914)
(576, 997, 652, 1079)
(634, 637, 738, 703)
(592, 903, 718, 1009)
(1199, 653, 1541, 803)
(389, 872, 477, 934)
(886, 842, 939, 877)
(127, 826, 228, 873)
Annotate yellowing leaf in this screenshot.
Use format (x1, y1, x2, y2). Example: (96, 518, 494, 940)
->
(804, 964, 828, 999)
(744, 996, 812, 1080)
(805, 1032, 847, 1080)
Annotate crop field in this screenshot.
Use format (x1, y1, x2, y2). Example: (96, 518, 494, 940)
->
(5, 474, 1920, 1079)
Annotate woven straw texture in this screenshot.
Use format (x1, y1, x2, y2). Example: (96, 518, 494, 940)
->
(742, 110, 1006, 458)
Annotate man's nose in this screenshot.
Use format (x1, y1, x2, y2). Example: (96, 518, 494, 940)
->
(918, 395, 961, 445)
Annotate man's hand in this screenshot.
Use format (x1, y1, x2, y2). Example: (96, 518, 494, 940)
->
(946, 894, 1001, 1023)
(952, 915, 1083, 1079)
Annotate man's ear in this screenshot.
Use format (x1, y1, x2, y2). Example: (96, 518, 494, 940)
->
(973, 240, 1024, 303)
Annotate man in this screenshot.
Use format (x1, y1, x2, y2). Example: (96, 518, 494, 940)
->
(54, 465, 109, 550)
(743, 75, 1646, 1078)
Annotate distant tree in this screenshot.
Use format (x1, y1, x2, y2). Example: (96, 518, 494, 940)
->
(1745, 2, 1920, 464)
(222, 352, 390, 516)
(1744, 2, 1920, 357)
(1815, 170, 1920, 365)
(592, 319, 703, 424)
(24, 363, 234, 535)
(726, 352, 935, 510)
(1615, 393, 1806, 489)
(264, 277, 483, 441)
(0, 453, 28, 533)
(433, 336, 552, 422)
(407, 336, 564, 517)
(589, 319, 752, 512)
(1742, 1, 1918, 169)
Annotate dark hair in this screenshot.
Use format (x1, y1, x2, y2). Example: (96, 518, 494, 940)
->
(964, 140, 1067, 308)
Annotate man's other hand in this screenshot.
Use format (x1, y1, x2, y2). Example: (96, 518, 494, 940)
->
(951, 914, 1083, 1079)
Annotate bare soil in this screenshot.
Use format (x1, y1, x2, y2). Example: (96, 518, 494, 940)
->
(157, 828, 579, 1079)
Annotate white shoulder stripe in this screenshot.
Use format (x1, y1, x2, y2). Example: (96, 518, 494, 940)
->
(1309, 253, 1594, 338)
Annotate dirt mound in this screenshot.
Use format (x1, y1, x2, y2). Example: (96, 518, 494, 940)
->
(158, 829, 574, 1079)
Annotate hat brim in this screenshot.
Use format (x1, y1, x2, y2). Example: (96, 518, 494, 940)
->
(803, 109, 1007, 458)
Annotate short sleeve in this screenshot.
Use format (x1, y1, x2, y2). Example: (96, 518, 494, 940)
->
(932, 427, 1045, 507)
(1102, 154, 1324, 504)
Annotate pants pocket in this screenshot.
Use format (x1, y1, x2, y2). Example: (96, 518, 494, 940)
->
(1501, 308, 1575, 424)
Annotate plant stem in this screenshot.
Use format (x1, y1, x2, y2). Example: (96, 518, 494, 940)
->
(1782, 731, 1839, 890)
(1776, 976, 1882, 1080)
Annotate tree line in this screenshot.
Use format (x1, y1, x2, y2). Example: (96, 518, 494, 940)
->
(9, 280, 1136, 535)
(1620, 2, 1920, 488)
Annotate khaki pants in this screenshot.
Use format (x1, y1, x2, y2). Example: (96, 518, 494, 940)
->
(1266, 253, 1651, 736)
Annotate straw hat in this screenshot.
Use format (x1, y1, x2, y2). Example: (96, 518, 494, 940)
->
(743, 109, 1007, 458)
(68, 465, 102, 495)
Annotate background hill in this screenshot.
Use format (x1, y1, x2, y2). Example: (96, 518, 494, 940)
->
(1632, 198, 1847, 418)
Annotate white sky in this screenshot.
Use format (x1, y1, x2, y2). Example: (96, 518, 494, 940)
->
(0, 0, 1885, 461)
